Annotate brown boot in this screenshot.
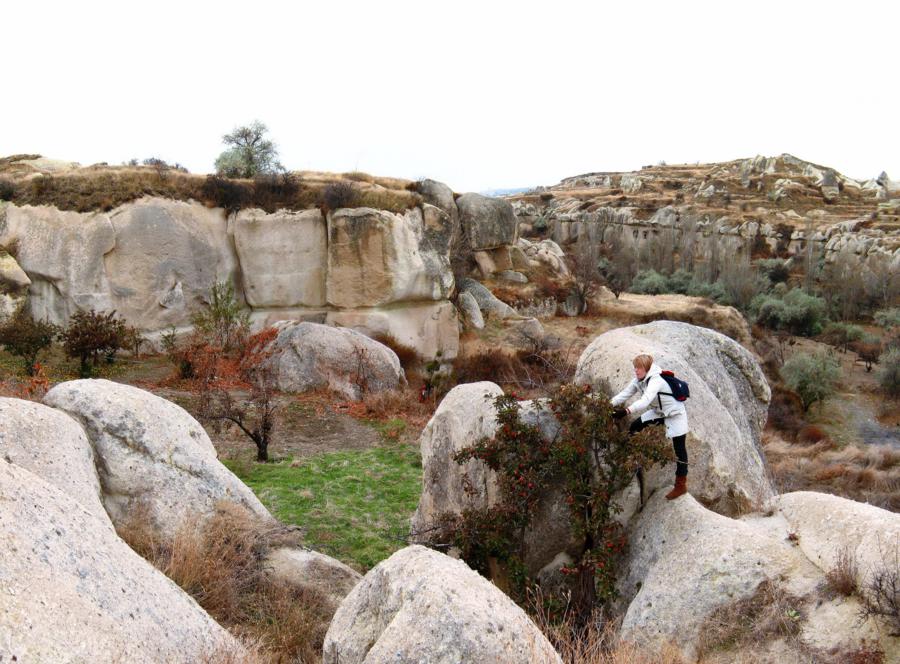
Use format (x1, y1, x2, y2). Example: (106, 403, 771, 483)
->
(665, 476, 687, 500)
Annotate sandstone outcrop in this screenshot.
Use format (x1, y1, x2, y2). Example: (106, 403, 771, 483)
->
(575, 320, 775, 515)
(265, 547, 362, 612)
(0, 459, 245, 663)
(322, 545, 562, 664)
(456, 192, 518, 250)
(265, 320, 405, 400)
(43, 379, 270, 538)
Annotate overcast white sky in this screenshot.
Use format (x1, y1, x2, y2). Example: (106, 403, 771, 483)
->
(4, 1, 898, 192)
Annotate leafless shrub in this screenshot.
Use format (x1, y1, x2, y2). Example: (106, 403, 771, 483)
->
(858, 538, 900, 636)
(825, 546, 859, 597)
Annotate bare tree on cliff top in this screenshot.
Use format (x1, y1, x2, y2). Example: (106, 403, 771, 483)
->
(215, 120, 283, 178)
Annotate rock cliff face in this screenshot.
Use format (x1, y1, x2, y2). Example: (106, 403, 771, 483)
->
(511, 154, 900, 281)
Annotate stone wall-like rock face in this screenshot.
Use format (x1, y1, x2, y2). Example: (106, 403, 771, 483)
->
(326, 206, 454, 308)
(457, 193, 518, 250)
(234, 207, 327, 307)
(0, 459, 245, 663)
(323, 545, 563, 664)
(43, 379, 271, 539)
(576, 320, 775, 516)
(1, 193, 470, 357)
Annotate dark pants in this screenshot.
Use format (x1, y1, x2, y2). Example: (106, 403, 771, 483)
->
(629, 417, 688, 477)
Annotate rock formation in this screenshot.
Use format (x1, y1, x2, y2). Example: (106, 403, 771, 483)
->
(323, 545, 562, 664)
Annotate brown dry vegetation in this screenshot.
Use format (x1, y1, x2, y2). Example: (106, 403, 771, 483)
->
(118, 502, 334, 663)
(762, 432, 900, 511)
(1, 164, 421, 214)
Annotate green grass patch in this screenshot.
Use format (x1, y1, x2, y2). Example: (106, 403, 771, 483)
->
(224, 444, 422, 571)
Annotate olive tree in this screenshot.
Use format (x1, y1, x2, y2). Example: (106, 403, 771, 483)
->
(214, 120, 283, 178)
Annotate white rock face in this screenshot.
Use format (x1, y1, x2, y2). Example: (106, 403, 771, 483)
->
(775, 491, 900, 585)
(575, 321, 775, 515)
(0, 203, 116, 324)
(0, 398, 108, 524)
(326, 300, 459, 360)
(104, 198, 238, 330)
(326, 207, 453, 308)
(234, 207, 327, 307)
(0, 459, 245, 663)
(410, 382, 504, 537)
(323, 545, 562, 664)
(266, 321, 405, 400)
(43, 379, 270, 538)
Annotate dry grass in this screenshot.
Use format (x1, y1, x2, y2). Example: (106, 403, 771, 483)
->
(695, 580, 805, 659)
(824, 545, 859, 597)
(763, 432, 900, 511)
(528, 591, 685, 664)
(117, 501, 333, 663)
(360, 386, 438, 430)
(5, 165, 420, 214)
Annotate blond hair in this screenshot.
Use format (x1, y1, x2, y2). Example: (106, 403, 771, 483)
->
(632, 354, 653, 371)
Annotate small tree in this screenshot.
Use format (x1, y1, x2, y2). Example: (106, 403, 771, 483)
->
(215, 120, 282, 179)
(877, 348, 900, 399)
(568, 236, 603, 314)
(196, 328, 280, 461)
(755, 258, 791, 285)
(851, 337, 882, 372)
(780, 352, 840, 412)
(430, 384, 670, 621)
(191, 281, 250, 352)
(61, 309, 127, 377)
(0, 306, 57, 375)
(821, 322, 864, 353)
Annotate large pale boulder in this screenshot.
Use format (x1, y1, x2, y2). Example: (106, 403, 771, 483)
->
(266, 547, 362, 611)
(43, 379, 269, 538)
(326, 207, 453, 309)
(456, 290, 484, 329)
(0, 203, 116, 324)
(326, 300, 459, 360)
(0, 249, 30, 293)
(775, 491, 900, 584)
(410, 382, 504, 537)
(617, 493, 816, 659)
(575, 321, 775, 515)
(322, 545, 562, 664)
(416, 179, 459, 227)
(459, 278, 517, 319)
(0, 398, 108, 524)
(104, 197, 238, 330)
(617, 492, 900, 661)
(456, 193, 518, 250)
(266, 321, 405, 400)
(234, 207, 327, 307)
(0, 459, 245, 663)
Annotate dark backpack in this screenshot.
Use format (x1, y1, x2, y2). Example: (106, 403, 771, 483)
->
(657, 370, 690, 405)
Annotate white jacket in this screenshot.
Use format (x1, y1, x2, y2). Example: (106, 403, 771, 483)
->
(610, 363, 689, 438)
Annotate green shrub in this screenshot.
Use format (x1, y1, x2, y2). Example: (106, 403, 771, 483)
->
(191, 281, 250, 351)
(877, 348, 900, 398)
(874, 308, 900, 331)
(780, 352, 840, 411)
(752, 288, 828, 337)
(214, 120, 282, 178)
(630, 269, 670, 295)
(0, 306, 57, 375)
(61, 309, 127, 377)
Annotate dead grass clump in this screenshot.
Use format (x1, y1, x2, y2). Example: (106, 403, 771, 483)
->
(342, 171, 374, 183)
(797, 424, 828, 445)
(452, 346, 576, 392)
(766, 385, 806, 440)
(117, 501, 331, 663)
(528, 595, 685, 664)
(695, 579, 805, 659)
(361, 386, 436, 429)
(371, 333, 419, 373)
(824, 546, 859, 597)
